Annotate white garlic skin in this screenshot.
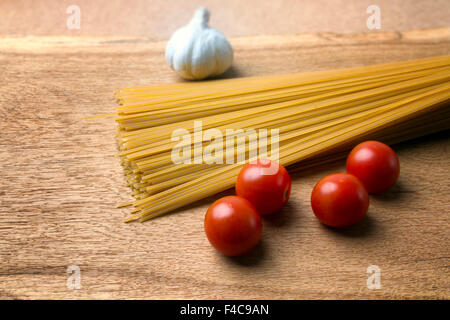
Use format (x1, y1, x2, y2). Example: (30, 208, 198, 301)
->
(165, 8, 233, 80)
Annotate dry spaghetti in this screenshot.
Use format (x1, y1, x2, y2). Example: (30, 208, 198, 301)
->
(112, 55, 450, 222)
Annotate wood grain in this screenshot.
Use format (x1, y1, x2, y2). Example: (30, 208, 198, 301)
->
(1, 0, 449, 38)
(0, 28, 449, 299)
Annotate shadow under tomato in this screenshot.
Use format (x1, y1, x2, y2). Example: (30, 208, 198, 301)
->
(219, 238, 267, 267)
(262, 201, 299, 229)
(319, 214, 377, 238)
(370, 180, 414, 202)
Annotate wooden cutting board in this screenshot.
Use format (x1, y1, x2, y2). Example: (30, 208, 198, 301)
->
(0, 28, 449, 299)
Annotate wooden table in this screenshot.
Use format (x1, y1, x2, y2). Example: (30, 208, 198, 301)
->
(1, 0, 449, 37)
(0, 26, 449, 299)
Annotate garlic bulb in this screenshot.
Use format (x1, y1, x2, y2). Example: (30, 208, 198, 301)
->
(165, 8, 233, 80)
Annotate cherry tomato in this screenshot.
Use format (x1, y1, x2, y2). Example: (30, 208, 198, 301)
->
(204, 196, 262, 256)
(311, 173, 369, 227)
(236, 160, 291, 215)
(346, 141, 400, 194)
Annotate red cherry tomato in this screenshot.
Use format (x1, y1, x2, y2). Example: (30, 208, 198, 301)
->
(346, 141, 400, 194)
(311, 173, 369, 227)
(236, 160, 291, 215)
(204, 196, 262, 256)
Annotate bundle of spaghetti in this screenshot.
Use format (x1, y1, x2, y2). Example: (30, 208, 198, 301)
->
(113, 55, 450, 222)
